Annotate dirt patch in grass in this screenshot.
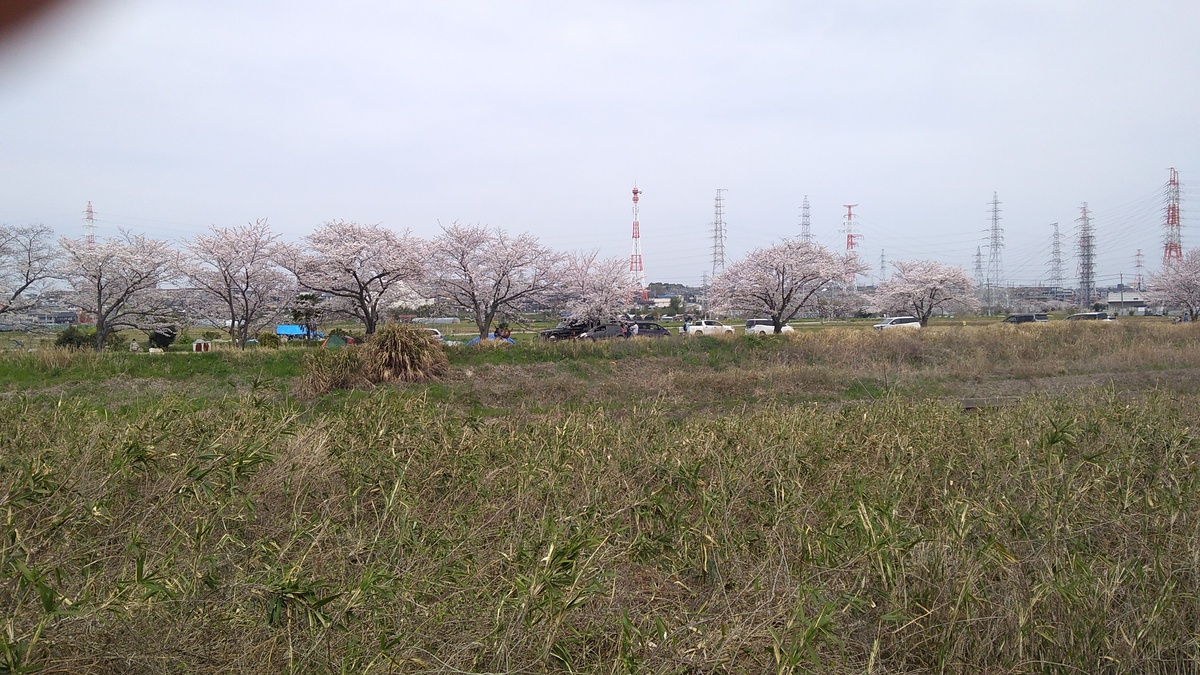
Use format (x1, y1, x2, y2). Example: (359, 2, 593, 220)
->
(941, 366, 1200, 399)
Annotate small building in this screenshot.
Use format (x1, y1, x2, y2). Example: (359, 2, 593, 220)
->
(1105, 291, 1147, 314)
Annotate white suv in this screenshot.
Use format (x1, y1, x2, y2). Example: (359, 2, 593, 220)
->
(682, 319, 735, 336)
(744, 318, 795, 335)
(873, 316, 921, 331)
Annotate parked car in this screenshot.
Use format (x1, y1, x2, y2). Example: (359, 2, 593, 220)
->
(681, 319, 736, 336)
(632, 321, 671, 338)
(1002, 313, 1049, 324)
(873, 316, 921, 330)
(744, 318, 795, 335)
(1066, 311, 1114, 322)
(579, 324, 624, 340)
(538, 320, 592, 341)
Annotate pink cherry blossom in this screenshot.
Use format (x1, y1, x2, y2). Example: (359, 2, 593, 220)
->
(559, 250, 640, 323)
(59, 231, 180, 350)
(1148, 249, 1200, 320)
(874, 259, 979, 326)
(0, 223, 56, 316)
(426, 223, 563, 338)
(185, 219, 291, 348)
(277, 220, 424, 335)
(710, 240, 867, 332)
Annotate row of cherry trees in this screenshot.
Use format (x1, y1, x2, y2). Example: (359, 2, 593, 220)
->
(706, 242, 982, 330)
(707, 240, 1200, 330)
(1, 220, 642, 349)
(5, 218, 1200, 347)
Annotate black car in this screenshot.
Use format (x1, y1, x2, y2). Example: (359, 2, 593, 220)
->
(582, 322, 671, 340)
(538, 320, 592, 341)
(1002, 313, 1049, 324)
(632, 321, 670, 338)
(579, 324, 626, 340)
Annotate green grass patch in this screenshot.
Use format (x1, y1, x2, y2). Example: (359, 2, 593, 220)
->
(0, 348, 306, 390)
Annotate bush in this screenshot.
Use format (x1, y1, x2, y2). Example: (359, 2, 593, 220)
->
(54, 325, 94, 349)
(362, 323, 448, 383)
(328, 327, 365, 343)
(54, 325, 122, 350)
(256, 332, 281, 348)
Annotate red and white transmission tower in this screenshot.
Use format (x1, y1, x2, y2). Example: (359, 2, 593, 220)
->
(841, 203, 861, 252)
(1163, 167, 1182, 268)
(629, 185, 648, 301)
(841, 203, 861, 291)
(84, 201, 96, 246)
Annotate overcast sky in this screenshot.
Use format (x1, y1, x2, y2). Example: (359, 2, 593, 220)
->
(1, 0, 1197, 287)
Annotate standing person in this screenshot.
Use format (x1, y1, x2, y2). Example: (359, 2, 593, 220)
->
(682, 318, 690, 335)
(630, 321, 639, 337)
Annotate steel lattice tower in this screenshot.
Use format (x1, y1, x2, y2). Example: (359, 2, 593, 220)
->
(84, 201, 96, 246)
(973, 246, 984, 290)
(1049, 222, 1064, 296)
(1163, 167, 1183, 268)
(985, 193, 1004, 312)
(711, 189, 727, 278)
(879, 249, 886, 282)
(1076, 203, 1095, 307)
(1135, 249, 1145, 291)
(840, 204, 861, 291)
(841, 204, 861, 252)
(800, 195, 812, 243)
(629, 186, 648, 301)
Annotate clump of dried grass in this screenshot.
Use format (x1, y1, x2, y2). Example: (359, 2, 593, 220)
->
(300, 348, 369, 395)
(300, 324, 448, 396)
(361, 324, 448, 383)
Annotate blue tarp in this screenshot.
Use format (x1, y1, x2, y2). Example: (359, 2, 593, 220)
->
(465, 335, 515, 345)
(276, 325, 307, 336)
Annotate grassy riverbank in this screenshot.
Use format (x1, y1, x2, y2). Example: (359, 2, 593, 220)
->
(1, 322, 1198, 672)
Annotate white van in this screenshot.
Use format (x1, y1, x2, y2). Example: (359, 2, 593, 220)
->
(744, 318, 795, 335)
(872, 316, 921, 330)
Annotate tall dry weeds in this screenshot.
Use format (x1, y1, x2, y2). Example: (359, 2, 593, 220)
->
(3, 385, 1199, 672)
(361, 323, 448, 383)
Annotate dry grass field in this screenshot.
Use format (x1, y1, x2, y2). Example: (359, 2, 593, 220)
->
(1, 321, 1198, 673)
